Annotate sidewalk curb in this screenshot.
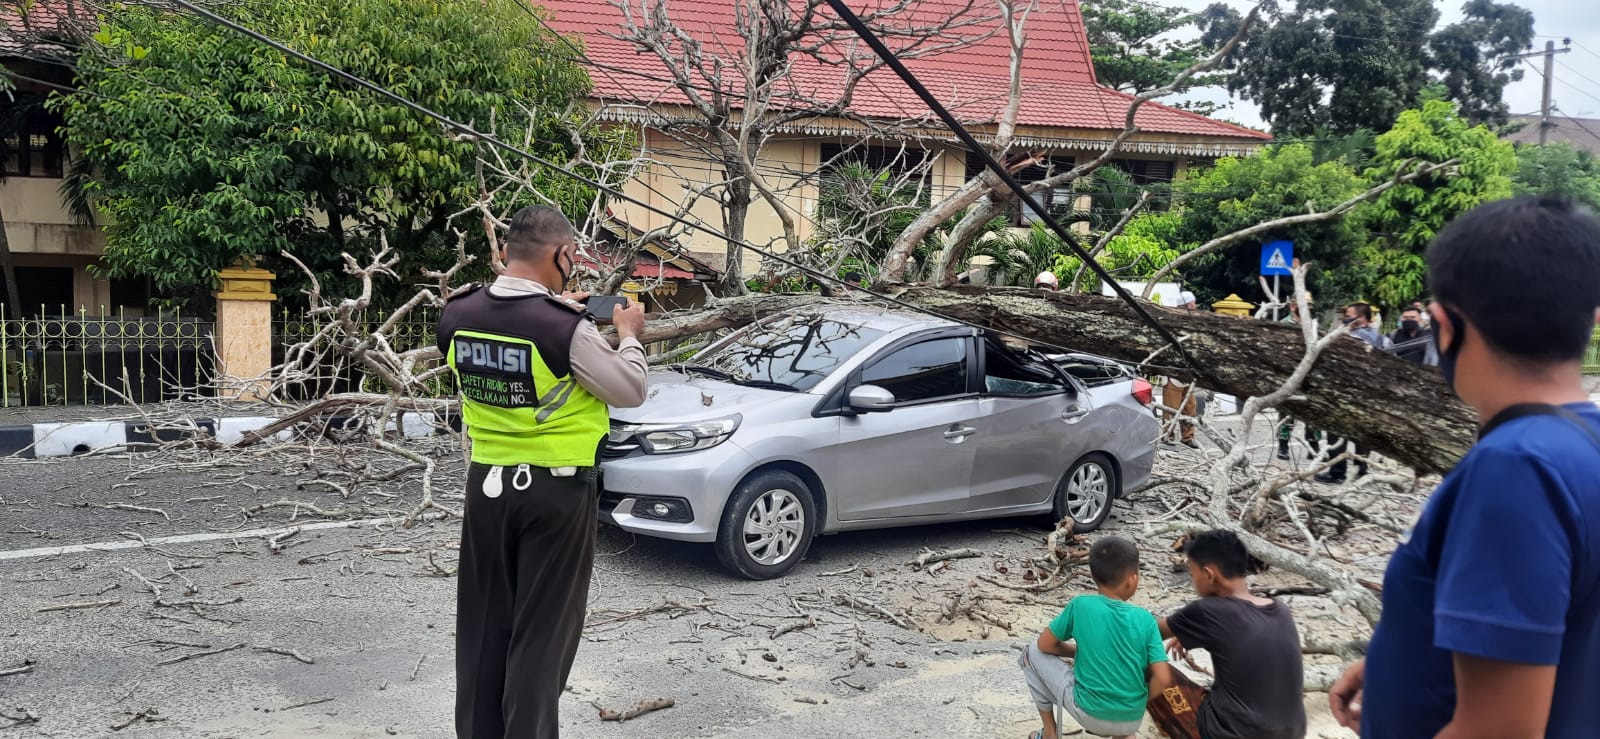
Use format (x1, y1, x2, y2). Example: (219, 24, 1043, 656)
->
(0, 412, 458, 459)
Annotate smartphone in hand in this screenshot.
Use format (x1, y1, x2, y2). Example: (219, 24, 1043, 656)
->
(583, 295, 629, 321)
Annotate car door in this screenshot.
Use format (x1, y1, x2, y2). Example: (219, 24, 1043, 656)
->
(967, 340, 1093, 513)
(819, 334, 982, 521)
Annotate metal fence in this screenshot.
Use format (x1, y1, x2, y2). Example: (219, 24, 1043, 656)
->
(0, 305, 216, 407)
(272, 306, 445, 400)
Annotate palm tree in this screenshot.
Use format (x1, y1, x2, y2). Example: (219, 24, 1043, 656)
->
(970, 223, 1069, 286)
(1310, 127, 1376, 169)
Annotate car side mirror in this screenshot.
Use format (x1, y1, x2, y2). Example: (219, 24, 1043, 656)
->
(847, 384, 896, 413)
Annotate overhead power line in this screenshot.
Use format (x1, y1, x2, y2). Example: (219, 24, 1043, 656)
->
(820, 0, 1214, 386)
(160, 0, 1203, 366)
(1555, 110, 1600, 142)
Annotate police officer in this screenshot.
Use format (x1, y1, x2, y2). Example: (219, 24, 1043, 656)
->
(436, 205, 648, 739)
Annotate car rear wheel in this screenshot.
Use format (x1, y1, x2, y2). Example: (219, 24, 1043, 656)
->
(1053, 454, 1117, 533)
(715, 470, 817, 580)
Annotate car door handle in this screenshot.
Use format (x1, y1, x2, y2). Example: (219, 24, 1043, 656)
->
(943, 425, 977, 440)
(1062, 405, 1090, 423)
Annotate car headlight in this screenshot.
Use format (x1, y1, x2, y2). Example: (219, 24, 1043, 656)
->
(634, 415, 741, 454)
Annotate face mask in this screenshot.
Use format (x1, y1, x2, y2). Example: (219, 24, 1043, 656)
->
(554, 246, 573, 289)
(1432, 308, 1466, 391)
(1401, 319, 1419, 331)
(1341, 317, 1356, 326)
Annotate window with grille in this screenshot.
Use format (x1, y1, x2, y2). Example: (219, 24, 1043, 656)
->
(964, 152, 1080, 227)
(1109, 159, 1177, 185)
(1, 94, 65, 179)
(819, 143, 932, 188)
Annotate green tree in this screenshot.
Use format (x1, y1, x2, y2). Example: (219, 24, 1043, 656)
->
(1359, 100, 1516, 309)
(1427, 0, 1535, 125)
(1170, 143, 1371, 307)
(1082, 0, 1217, 97)
(1200, 0, 1534, 137)
(1052, 211, 1183, 292)
(975, 223, 1070, 287)
(56, 0, 604, 309)
(1512, 143, 1600, 210)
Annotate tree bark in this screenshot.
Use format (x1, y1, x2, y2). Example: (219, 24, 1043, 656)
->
(635, 286, 1476, 472)
(716, 173, 751, 297)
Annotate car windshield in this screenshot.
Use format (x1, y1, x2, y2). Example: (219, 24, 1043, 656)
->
(690, 313, 886, 392)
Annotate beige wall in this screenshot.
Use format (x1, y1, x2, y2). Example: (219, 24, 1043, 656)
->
(611, 126, 1244, 277)
(611, 130, 823, 275)
(1, 176, 115, 312)
(1, 177, 103, 256)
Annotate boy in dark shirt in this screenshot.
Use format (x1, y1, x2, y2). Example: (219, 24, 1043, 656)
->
(1156, 530, 1306, 739)
(1019, 537, 1173, 739)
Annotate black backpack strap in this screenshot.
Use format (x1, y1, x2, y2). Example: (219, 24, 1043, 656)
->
(1482, 402, 1600, 452)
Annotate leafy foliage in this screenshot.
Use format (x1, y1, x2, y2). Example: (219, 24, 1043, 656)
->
(55, 0, 604, 309)
(1052, 212, 1182, 292)
(1167, 143, 1371, 308)
(1200, 0, 1534, 137)
(1427, 0, 1534, 125)
(974, 224, 1071, 287)
(1359, 100, 1515, 308)
(1081, 0, 1217, 95)
(812, 161, 932, 273)
(1512, 143, 1600, 210)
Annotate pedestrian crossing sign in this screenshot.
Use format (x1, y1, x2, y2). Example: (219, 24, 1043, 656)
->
(1261, 240, 1293, 276)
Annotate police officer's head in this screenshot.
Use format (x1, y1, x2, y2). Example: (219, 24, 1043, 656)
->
(1426, 196, 1600, 401)
(505, 205, 578, 287)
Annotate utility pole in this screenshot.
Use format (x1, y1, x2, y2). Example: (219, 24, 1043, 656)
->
(1506, 39, 1572, 145)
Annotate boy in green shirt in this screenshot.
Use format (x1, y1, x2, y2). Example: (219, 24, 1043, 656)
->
(1018, 536, 1172, 739)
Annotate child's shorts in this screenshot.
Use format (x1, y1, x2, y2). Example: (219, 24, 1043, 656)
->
(1018, 643, 1145, 737)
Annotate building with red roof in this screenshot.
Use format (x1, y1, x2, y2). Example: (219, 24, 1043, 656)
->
(540, 0, 1270, 275)
(1, 0, 124, 314)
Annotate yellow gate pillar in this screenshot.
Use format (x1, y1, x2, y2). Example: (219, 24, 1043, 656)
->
(1212, 294, 1255, 317)
(213, 264, 276, 400)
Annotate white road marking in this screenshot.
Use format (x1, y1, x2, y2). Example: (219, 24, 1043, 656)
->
(0, 517, 401, 562)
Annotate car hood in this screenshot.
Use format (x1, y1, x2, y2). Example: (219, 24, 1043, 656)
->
(609, 371, 808, 424)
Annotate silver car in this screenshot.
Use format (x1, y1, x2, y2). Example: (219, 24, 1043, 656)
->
(599, 308, 1159, 579)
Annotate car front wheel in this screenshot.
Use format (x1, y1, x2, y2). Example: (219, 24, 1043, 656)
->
(1053, 454, 1117, 533)
(715, 470, 816, 580)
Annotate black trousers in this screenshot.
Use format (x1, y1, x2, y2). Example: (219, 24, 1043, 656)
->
(456, 462, 597, 739)
(1325, 434, 1368, 481)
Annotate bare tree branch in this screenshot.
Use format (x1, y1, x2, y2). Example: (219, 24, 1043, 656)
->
(1141, 158, 1460, 295)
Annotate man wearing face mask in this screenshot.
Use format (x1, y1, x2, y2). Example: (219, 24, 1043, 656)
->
(1388, 306, 1432, 365)
(437, 205, 649, 739)
(1339, 302, 1391, 350)
(1329, 197, 1600, 739)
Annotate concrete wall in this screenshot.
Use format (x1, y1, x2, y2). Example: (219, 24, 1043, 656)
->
(2, 176, 112, 311)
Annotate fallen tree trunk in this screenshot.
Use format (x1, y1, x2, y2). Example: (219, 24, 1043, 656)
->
(628, 286, 1476, 472)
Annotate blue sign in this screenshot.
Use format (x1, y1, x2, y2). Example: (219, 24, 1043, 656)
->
(1261, 240, 1293, 276)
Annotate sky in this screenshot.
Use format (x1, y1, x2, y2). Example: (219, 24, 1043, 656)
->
(1157, 0, 1600, 129)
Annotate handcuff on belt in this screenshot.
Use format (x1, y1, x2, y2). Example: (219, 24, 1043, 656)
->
(481, 464, 593, 498)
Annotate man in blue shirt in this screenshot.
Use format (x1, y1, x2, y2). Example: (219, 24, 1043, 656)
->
(1329, 196, 1600, 738)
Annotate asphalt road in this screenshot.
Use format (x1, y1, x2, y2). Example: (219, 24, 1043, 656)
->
(0, 443, 1362, 739)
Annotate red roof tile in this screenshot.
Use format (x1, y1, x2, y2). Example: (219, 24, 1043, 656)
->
(543, 0, 1268, 141)
(0, 0, 87, 57)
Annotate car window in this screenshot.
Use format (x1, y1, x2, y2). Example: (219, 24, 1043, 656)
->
(694, 314, 886, 391)
(861, 338, 969, 403)
(983, 338, 1067, 396)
